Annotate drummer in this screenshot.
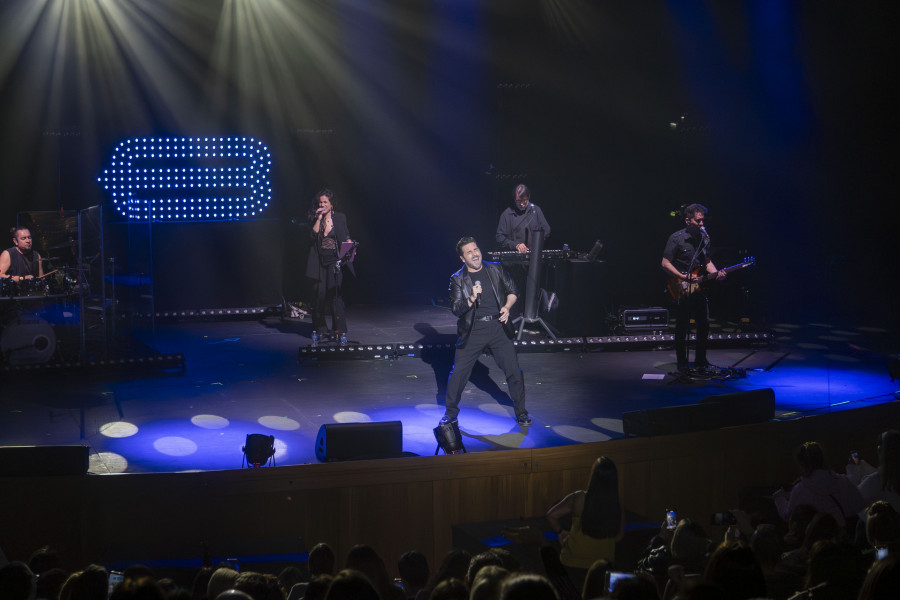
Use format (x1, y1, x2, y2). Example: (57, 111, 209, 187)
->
(0, 227, 44, 282)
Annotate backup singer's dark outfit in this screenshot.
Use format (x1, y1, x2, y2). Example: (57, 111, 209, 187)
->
(305, 212, 353, 334)
(3, 247, 40, 278)
(663, 228, 711, 371)
(444, 262, 528, 422)
(495, 204, 551, 250)
(495, 203, 552, 321)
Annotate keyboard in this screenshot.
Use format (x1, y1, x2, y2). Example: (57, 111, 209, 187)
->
(487, 249, 579, 261)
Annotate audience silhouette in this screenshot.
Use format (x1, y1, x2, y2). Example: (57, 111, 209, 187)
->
(8, 438, 900, 600)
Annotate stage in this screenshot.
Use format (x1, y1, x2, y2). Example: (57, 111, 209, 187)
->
(0, 304, 895, 475)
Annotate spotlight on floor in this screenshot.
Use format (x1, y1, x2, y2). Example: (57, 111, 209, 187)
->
(434, 421, 466, 455)
(242, 434, 276, 468)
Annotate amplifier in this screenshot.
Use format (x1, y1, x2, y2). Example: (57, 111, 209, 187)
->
(621, 307, 669, 331)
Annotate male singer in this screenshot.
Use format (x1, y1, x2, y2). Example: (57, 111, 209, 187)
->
(496, 184, 551, 252)
(661, 203, 725, 373)
(441, 236, 531, 427)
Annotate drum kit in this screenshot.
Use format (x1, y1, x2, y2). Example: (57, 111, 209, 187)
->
(0, 260, 84, 300)
(1, 254, 87, 365)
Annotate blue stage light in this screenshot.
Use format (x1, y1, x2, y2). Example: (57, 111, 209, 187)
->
(99, 136, 273, 221)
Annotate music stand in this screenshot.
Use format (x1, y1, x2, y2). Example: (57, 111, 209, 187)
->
(336, 241, 358, 269)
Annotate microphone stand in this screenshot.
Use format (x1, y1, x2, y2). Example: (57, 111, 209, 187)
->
(681, 231, 709, 370)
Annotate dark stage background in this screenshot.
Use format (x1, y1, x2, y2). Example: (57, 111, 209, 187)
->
(1, 1, 898, 327)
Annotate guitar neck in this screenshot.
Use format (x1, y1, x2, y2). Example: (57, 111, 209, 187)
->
(700, 261, 753, 282)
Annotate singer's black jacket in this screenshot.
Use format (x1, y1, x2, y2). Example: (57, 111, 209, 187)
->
(305, 211, 355, 280)
(448, 261, 518, 348)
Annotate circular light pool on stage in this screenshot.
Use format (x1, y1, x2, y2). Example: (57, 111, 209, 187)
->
(258, 416, 300, 430)
(480, 432, 532, 449)
(89, 452, 129, 474)
(590, 418, 625, 434)
(333, 411, 371, 423)
(153, 436, 199, 456)
(99, 421, 139, 438)
(191, 414, 230, 429)
(554, 425, 613, 443)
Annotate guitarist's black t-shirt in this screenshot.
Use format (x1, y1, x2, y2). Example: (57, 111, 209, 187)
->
(663, 228, 709, 274)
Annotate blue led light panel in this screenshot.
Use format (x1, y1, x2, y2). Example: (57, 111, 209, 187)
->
(98, 136, 273, 221)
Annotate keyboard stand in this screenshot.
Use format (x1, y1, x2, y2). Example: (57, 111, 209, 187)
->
(511, 230, 557, 340)
(513, 313, 557, 340)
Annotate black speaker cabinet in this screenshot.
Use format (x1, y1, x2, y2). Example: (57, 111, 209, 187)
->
(315, 421, 403, 462)
(0, 445, 89, 476)
(698, 388, 775, 428)
(622, 388, 775, 437)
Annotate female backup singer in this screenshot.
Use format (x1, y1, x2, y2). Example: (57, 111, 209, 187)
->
(305, 188, 355, 338)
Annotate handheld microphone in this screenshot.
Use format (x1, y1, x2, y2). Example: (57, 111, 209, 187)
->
(474, 280, 482, 304)
(700, 226, 709, 238)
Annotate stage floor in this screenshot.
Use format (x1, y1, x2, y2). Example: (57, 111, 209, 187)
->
(1, 305, 897, 474)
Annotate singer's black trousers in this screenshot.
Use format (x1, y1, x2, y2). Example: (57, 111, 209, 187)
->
(444, 320, 526, 421)
(312, 262, 347, 334)
(673, 291, 710, 369)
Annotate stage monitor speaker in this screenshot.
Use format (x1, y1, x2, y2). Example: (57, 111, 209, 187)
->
(698, 388, 775, 428)
(0, 445, 89, 476)
(622, 388, 775, 437)
(315, 421, 403, 462)
(622, 403, 720, 437)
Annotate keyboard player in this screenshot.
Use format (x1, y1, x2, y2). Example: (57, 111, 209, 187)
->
(495, 184, 551, 253)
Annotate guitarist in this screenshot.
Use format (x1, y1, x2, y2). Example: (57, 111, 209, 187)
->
(661, 204, 725, 374)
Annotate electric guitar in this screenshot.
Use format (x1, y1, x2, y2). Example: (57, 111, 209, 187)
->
(667, 256, 756, 300)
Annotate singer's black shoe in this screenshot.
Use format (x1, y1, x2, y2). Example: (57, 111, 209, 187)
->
(516, 414, 533, 427)
(439, 415, 457, 425)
